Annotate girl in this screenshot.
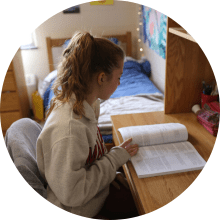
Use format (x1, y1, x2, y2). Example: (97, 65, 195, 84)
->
(37, 32, 139, 218)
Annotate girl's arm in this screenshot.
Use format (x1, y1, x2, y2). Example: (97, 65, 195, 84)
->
(44, 135, 131, 207)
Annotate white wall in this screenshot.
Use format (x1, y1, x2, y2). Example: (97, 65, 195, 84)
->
(21, 1, 140, 81)
(142, 45, 166, 93)
(21, 1, 166, 95)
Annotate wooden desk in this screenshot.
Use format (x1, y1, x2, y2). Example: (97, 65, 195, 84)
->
(111, 111, 216, 215)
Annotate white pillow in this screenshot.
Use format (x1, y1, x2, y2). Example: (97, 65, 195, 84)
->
(124, 56, 148, 63)
(38, 70, 57, 98)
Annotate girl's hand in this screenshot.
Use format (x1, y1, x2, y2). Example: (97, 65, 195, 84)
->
(120, 138, 138, 157)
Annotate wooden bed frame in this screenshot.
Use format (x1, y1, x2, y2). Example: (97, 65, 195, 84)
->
(46, 31, 132, 72)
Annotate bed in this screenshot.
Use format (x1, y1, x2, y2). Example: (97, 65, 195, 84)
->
(39, 32, 164, 148)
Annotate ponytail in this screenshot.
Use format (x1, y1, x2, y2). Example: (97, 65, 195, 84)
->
(46, 31, 124, 118)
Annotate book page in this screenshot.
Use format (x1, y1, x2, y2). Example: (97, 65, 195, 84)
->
(131, 141, 206, 178)
(118, 123, 188, 147)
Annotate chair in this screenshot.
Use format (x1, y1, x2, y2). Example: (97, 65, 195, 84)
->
(5, 118, 47, 198)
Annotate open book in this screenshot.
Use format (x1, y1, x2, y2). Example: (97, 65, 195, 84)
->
(118, 123, 206, 178)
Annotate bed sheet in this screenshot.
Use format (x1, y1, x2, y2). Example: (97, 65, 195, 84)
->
(99, 93, 164, 134)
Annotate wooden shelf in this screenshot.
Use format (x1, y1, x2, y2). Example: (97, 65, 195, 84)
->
(169, 27, 196, 43)
(165, 18, 215, 114)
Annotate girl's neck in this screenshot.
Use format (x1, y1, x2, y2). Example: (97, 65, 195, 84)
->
(86, 93, 98, 107)
(86, 77, 100, 106)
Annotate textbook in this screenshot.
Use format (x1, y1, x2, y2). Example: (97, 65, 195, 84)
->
(118, 123, 206, 178)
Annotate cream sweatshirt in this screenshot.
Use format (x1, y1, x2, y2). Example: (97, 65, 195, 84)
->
(36, 95, 131, 217)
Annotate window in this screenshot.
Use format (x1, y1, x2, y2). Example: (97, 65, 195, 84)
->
(20, 32, 37, 50)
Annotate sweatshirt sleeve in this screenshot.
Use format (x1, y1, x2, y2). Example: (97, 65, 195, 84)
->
(44, 133, 130, 208)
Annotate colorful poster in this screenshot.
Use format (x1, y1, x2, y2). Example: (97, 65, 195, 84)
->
(142, 6, 167, 59)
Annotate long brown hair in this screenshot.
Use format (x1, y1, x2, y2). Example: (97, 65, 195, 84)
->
(46, 31, 124, 118)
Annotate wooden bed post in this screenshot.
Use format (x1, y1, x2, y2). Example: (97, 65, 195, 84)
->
(126, 32, 132, 57)
(46, 37, 54, 72)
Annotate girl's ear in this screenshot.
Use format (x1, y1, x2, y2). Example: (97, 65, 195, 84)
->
(97, 72, 105, 85)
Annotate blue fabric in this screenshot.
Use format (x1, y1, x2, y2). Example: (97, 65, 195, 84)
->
(43, 59, 161, 143)
(110, 60, 161, 99)
(43, 78, 56, 111)
(62, 39, 71, 49)
(108, 37, 119, 45)
(102, 134, 113, 143)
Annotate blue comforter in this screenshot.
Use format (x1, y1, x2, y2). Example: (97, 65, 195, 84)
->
(110, 60, 161, 98)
